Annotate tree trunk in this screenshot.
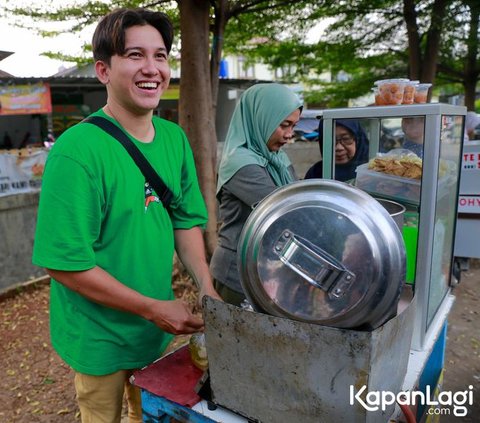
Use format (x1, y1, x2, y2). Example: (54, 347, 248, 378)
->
(210, 0, 229, 111)
(463, 1, 479, 111)
(421, 0, 449, 84)
(178, 0, 218, 257)
(403, 0, 422, 80)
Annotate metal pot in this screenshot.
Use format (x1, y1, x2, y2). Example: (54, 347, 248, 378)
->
(237, 179, 406, 329)
(375, 198, 406, 229)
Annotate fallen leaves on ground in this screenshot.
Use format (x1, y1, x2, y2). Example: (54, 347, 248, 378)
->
(0, 268, 198, 423)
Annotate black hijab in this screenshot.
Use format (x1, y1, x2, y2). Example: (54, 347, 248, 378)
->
(305, 119, 369, 182)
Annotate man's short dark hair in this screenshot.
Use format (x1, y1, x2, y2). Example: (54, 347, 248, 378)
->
(92, 8, 174, 64)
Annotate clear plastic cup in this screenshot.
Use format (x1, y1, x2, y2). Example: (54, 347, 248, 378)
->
(402, 81, 418, 104)
(414, 83, 432, 103)
(189, 333, 208, 371)
(372, 87, 384, 106)
(374, 79, 408, 105)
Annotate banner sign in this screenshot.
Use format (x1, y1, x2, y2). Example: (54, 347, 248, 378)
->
(0, 149, 48, 197)
(0, 83, 52, 116)
(458, 195, 480, 213)
(52, 104, 91, 135)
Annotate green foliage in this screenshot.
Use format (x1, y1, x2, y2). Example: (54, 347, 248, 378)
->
(3, 0, 478, 108)
(228, 0, 479, 107)
(3, 0, 179, 66)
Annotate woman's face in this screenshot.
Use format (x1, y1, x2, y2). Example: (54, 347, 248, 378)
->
(335, 125, 356, 164)
(266, 109, 301, 152)
(401, 117, 425, 143)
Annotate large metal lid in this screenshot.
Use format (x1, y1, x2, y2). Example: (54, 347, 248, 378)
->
(238, 179, 406, 329)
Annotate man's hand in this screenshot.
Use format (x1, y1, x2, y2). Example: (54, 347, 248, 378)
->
(149, 299, 204, 335)
(197, 284, 223, 309)
(47, 267, 205, 335)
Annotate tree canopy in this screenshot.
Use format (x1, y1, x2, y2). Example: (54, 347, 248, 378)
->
(2, 0, 478, 253)
(3, 1, 477, 109)
(231, 0, 479, 110)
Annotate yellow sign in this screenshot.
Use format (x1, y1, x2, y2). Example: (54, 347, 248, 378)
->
(0, 83, 52, 115)
(162, 85, 179, 100)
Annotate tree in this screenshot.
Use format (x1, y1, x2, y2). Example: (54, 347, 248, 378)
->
(7, 0, 477, 255)
(239, 0, 478, 109)
(189, 0, 318, 253)
(1, 0, 319, 256)
(436, 0, 480, 110)
(178, 0, 218, 254)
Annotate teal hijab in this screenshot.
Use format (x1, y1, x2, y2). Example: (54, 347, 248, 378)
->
(217, 83, 303, 194)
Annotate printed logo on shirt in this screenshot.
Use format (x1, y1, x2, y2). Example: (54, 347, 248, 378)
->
(144, 182, 160, 212)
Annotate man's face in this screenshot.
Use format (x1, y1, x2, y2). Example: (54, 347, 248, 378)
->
(266, 109, 301, 152)
(100, 24, 171, 114)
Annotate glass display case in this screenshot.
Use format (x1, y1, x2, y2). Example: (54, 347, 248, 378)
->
(321, 103, 466, 349)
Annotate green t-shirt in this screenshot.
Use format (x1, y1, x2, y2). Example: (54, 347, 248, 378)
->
(33, 109, 207, 375)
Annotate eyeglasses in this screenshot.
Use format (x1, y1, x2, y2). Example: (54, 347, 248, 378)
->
(335, 135, 355, 147)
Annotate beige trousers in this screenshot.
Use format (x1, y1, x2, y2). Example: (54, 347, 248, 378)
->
(74, 370, 142, 423)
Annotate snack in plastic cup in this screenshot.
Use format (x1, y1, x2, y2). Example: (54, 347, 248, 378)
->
(414, 83, 432, 103)
(374, 79, 408, 105)
(402, 81, 418, 104)
(372, 87, 386, 106)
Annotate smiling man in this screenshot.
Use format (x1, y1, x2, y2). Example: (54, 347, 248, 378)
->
(32, 8, 220, 423)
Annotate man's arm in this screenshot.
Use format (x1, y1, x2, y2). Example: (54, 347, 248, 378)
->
(174, 226, 222, 305)
(46, 266, 204, 335)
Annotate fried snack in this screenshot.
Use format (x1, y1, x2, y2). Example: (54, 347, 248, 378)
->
(368, 155, 423, 179)
(414, 83, 432, 103)
(402, 82, 417, 104)
(374, 79, 408, 105)
(401, 161, 422, 179)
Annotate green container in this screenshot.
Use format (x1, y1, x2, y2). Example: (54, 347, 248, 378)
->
(402, 212, 419, 285)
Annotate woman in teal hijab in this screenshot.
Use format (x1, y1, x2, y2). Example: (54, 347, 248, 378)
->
(211, 83, 303, 306)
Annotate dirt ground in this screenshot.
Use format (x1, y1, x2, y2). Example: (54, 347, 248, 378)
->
(0, 262, 479, 423)
(442, 259, 480, 423)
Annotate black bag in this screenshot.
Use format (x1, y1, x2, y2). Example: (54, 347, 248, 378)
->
(83, 116, 173, 209)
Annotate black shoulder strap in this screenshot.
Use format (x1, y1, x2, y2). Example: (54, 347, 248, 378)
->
(83, 116, 173, 209)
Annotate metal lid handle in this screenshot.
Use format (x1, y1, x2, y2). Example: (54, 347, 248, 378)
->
(274, 230, 356, 298)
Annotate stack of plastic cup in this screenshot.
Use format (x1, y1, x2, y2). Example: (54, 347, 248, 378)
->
(374, 79, 409, 105)
(373, 79, 432, 105)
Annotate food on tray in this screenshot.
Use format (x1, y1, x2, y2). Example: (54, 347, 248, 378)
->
(355, 162, 421, 204)
(368, 153, 422, 179)
(356, 148, 455, 205)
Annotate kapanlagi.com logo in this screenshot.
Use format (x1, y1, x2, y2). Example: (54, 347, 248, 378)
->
(350, 385, 474, 417)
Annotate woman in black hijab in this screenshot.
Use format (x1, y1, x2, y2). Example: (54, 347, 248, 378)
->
(305, 119, 369, 182)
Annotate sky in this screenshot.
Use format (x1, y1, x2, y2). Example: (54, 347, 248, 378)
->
(0, 3, 330, 78)
(0, 3, 93, 77)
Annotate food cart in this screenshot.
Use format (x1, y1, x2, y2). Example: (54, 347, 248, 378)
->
(454, 139, 480, 265)
(132, 103, 466, 423)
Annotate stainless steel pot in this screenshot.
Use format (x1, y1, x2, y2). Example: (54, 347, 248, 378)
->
(375, 198, 406, 229)
(237, 179, 406, 329)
